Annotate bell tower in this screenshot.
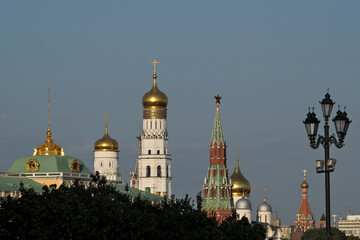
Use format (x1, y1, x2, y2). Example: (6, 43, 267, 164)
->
(137, 60, 171, 197)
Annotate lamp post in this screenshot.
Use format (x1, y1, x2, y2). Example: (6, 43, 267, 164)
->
(303, 91, 351, 240)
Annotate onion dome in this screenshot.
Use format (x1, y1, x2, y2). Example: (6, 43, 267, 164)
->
(142, 73, 168, 109)
(230, 152, 251, 197)
(34, 128, 64, 156)
(236, 197, 252, 210)
(94, 113, 119, 152)
(258, 188, 272, 212)
(301, 171, 309, 189)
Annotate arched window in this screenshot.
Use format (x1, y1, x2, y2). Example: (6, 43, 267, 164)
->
(148, 150, 151, 155)
(109, 162, 111, 167)
(166, 165, 169, 178)
(214, 149, 217, 157)
(157, 150, 160, 154)
(157, 165, 161, 177)
(150, 121, 152, 129)
(100, 162, 103, 168)
(155, 121, 157, 129)
(145, 187, 150, 193)
(146, 166, 151, 177)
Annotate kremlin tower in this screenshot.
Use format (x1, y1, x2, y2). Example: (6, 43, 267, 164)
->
(294, 170, 315, 231)
(137, 60, 172, 197)
(94, 113, 122, 183)
(230, 150, 252, 222)
(202, 93, 234, 223)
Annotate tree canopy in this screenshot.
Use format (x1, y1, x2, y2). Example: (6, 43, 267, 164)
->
(302, 228, 360, 240)
(0, 174, 266, 240)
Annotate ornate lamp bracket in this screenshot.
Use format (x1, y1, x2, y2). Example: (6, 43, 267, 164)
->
(310, 135, 324, 149)
(330, 135, 344, 149)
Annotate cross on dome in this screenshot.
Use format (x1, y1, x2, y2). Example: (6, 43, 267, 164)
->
(151, 59, 160, 74)
(303, 169, 307, 179)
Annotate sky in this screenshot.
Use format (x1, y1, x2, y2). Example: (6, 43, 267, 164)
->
(1, 1, 359, 225)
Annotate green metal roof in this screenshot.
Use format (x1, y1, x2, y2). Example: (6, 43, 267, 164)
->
(0, 176, 44, 193)
(210, 105, 226, 146)
(8, 155, 91, 174)
(113, 184, 164, 202)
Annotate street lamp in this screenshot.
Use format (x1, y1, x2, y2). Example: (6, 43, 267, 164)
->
(303, 91, 351, 240)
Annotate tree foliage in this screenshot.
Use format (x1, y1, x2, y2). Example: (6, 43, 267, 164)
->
(302, 227, 360, 240)
(0, 175, 266, 240)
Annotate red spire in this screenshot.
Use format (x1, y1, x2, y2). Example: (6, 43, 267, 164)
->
(294, 170, 314, 232)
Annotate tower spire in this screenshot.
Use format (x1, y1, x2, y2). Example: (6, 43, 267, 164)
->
(47, 83, 52, 139)
(33, 84, 64, 156)
(264, 188, 267, 202)
(104, 112, 109, 135)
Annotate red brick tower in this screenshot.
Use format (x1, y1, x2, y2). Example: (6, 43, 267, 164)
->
(201, 93, 234, 223)
(294, 170, 315, 231)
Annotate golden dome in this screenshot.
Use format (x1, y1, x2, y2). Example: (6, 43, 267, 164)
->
(301, 170, 309, 189)
(230, 158, 251, 197)
(301, 179, 309, 189)
(33, 129, 64, 156)
(142, 74, 168, 109)
(94, 114, 119, 152)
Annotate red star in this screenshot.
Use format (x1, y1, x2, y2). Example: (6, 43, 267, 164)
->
(214, 93, 222, 104)
(136, 135, 141, 142)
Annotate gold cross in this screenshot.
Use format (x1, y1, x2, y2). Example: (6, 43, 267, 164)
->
(236, 149, 240, 161)
(151, 59, 160, 74)
(104, 113, 109, 126)
(263, 188, 267, 201)
(303, 169, 307, 178)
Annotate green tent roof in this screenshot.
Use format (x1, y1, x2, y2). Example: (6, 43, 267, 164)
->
(113, 184, 164, 202)
(8, 155, 91, 174)
(0, 176, 44, 193)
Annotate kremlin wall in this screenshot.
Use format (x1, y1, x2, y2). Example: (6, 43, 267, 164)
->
(0, 62, 345, 240)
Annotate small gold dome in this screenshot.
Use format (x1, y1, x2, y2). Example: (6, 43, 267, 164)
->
(94, 120, 119, 152)
(230, 159, 251, 197)
(142, 74, 168, 109)
(34, 129, 64, 156)
(301, 179, 309, 189)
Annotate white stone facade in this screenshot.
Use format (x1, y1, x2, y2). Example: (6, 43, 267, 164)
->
(94, 151, 121, 182)
(258, 210, 272, 225)
(138, 116, 171, 197)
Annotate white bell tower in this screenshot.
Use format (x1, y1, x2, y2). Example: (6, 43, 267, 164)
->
(138, 60, 171, 197)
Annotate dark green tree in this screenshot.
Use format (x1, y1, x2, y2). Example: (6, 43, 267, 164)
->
(302, 228, 347, 240)
(0, 176, 266, 240)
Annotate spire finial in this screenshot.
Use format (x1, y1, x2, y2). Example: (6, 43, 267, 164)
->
(214, 92, 221, 105)
(136, 135, 141, 142)
(104, 113, 109, 134)
(263, 188, 267, 202)
(151, 59, 160, 74)
(236, 149, 240, 163)
(46, 83, 52, 139)
(303, 169, 307, 179)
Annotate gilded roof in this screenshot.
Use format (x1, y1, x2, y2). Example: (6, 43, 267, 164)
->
(230, 159, 251, 197)
(142, 74, 168, 109)
(34, 129, 64, 156)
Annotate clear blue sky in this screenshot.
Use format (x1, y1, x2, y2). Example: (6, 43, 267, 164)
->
(1, 1, 359, 225)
